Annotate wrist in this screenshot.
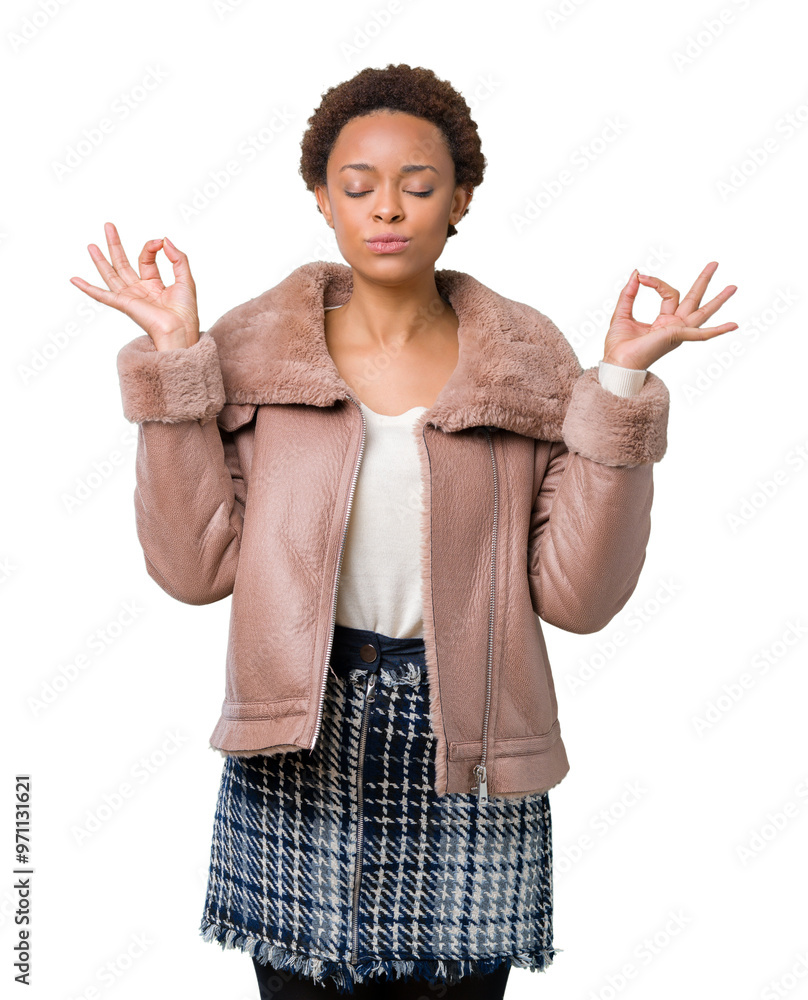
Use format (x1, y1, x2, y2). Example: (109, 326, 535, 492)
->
(154, 329, 201, 352)
(600, 356, 646, 371)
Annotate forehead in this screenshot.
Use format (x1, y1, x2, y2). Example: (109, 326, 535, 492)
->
(329, 111, 451, 167)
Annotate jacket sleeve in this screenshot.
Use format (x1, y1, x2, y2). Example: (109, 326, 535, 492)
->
(527, 365, 669, 634)
(116, 329, 245, 606)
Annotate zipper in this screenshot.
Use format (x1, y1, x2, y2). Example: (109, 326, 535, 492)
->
(470, 427, 499, 808)
(351, 669, 378, 966)
(309, 396, 367, 752)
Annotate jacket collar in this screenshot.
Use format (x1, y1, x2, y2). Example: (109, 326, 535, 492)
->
(209, 260, 583, 440)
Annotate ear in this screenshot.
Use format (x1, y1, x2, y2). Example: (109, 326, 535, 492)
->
(450, 186, 473, 226)
(314, 184, 334, 227)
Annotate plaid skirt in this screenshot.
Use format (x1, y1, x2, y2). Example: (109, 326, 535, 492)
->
(199, 624, 558, 994)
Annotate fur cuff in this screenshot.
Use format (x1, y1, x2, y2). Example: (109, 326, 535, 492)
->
(116, 331, 226, 424)
(561, 366, 669, 466)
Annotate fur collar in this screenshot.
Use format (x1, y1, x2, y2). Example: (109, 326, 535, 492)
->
(209, 260, 583, 440)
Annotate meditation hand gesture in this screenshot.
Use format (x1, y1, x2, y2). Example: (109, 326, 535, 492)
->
(603, 261, 738, 370)
(69, 221, 200, 351)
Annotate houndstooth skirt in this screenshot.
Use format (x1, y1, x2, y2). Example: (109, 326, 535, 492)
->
(199, 625, 558, 994)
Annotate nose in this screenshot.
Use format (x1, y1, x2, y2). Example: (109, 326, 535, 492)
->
(373, 205, 403, 223)
(372, 184, 404, 223)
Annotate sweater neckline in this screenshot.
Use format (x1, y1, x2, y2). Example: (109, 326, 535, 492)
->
(358, 399, 428, 421)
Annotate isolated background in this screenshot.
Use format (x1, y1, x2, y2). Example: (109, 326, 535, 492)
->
(3, 0, 807, 997)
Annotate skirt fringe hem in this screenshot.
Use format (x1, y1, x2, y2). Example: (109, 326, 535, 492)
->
(199, 915, 560, 995)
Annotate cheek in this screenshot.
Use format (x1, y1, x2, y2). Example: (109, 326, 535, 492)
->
(331, 203, 363, 234)
(412, 194, 450, 232)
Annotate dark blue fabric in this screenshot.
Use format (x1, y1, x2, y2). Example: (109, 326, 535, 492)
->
(329, 623, 427, 677)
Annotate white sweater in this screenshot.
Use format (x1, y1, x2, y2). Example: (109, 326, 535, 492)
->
(326, 306, 646, 637)
(334, 400, 430, 638)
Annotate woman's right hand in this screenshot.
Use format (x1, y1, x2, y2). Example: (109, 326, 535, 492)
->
(70, 221, 200, 351)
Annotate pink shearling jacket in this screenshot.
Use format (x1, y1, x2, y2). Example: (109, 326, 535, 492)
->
(116, 260, 669, 803)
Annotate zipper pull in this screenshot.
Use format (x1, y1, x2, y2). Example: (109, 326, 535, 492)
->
(366, 672, 377, 703)
(471, 764, 488, 805)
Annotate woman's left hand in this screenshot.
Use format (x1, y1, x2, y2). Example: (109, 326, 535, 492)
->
(602, 261, 738, 370)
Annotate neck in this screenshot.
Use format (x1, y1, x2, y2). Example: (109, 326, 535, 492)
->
(332, 266, 454, 351)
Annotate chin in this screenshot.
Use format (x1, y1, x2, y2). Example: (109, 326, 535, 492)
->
(345, 247, 440, 279)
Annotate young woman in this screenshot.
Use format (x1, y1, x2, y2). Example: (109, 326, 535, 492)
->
(71, 64, 737, 999)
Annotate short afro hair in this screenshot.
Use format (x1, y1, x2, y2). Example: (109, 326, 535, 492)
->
(299, 63, 486, 238)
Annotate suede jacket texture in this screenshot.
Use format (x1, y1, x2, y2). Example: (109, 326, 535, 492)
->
(116, 260, 670, 801)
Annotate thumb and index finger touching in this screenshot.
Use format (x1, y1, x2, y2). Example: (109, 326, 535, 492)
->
(69, 223, 196, 308)
(611, 267, 682, 326)
(156, 234, 196, 289)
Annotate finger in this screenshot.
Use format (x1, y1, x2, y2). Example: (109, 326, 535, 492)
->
(677, 260, 719, 316)
(138, 238, 164, 282)
(637, 274, 680, 315)
(685, 284, 737, 328)
(69, 275, 119, 307)
(161, 236, 196, 288)
(104, 221, 140, 283)
(678, 322, 739, 339)
(88, 242, 126, 291)
(656, 322, 738, 348)
(610, 269, 641, 325)
(633, 320, 740, 362)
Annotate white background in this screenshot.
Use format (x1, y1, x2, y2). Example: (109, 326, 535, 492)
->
(3, 0, 807, 998)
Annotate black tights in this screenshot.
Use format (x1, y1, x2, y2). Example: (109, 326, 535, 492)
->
(252, 956, 511, 999)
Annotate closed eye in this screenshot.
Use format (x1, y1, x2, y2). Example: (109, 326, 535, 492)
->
(344, 190, 433, 198)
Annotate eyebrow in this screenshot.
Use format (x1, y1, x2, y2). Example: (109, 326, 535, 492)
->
(338, 162, 439, 175)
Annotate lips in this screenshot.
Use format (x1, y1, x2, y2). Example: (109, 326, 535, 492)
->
(365, 233, 410, 243)
(365, 232, 411, 255)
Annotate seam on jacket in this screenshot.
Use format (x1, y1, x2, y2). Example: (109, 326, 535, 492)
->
(424, 424, 451, 764)
(224, 698, 304, 707)
(448, 720, 562, 760)
(205, 417, 244, 510)
(491, 430, 509, 760)
(311, 401, 351, 734)
(201, 417, 244, 556)
(221, 710, 307, 721)
(530, 440, 575, 619)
